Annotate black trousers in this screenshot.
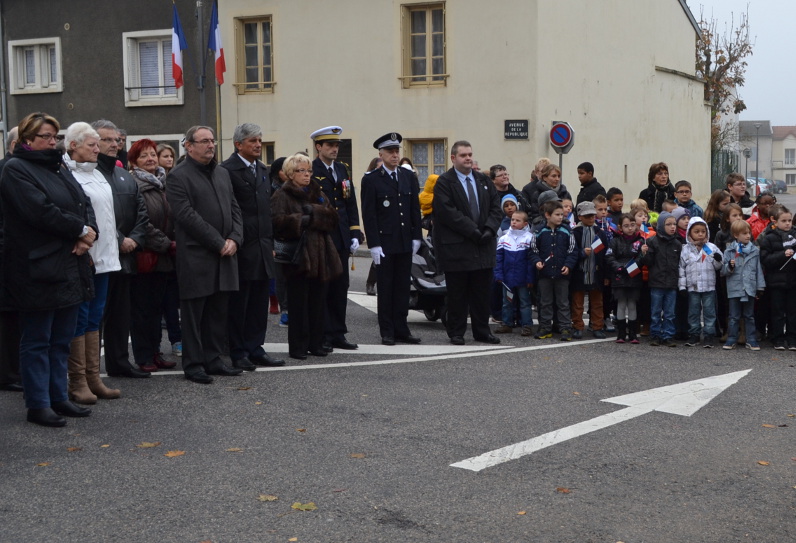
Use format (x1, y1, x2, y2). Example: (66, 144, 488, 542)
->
(375, 252, 412, 338)
(228, 278, 269, 361)
(130, 272, 169, 365)
(103, 272, 135, 373)
(0, 310, 20, 385)
(324, 248, 350, 341)
(285, 270, 328, 356)
(180, 291, 230, 376)
(445, 268, 493, 339)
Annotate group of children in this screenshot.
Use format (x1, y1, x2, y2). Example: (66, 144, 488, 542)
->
(493, 169, 794, 351)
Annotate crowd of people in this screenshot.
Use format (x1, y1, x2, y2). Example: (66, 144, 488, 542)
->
(0, 113, 788, 428)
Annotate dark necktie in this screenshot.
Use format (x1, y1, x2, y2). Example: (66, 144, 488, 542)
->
(465, 176, 479, 219)
(250, 162, 257, 178)
(391, 171, 397, 184)
(328, 166, 335, 182)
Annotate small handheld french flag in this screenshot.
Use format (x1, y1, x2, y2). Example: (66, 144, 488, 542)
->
(502, 282, 514, 303)
(701, 244, 713, 262)
(591, 237, 605, 254)
(639, 223, 650, 237)
(626, 260, 640, 277)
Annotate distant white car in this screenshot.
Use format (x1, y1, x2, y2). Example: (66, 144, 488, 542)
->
(746, 178, 773, 197)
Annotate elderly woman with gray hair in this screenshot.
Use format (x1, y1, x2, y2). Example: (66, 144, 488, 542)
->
(64, 122, 122, 404)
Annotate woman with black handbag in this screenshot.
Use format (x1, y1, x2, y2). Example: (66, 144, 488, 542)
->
(271, 154, 341, 360)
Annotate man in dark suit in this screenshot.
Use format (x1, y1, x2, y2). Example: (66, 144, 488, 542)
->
(166, 126, 244, 384)
(433, 140, 502, 345)
(360, 133, 422, 345)
(91, 119, 153, 379)
(0, 127, 22, 392)
(310, 126, 364, 351)
(221, 123, 285, 371)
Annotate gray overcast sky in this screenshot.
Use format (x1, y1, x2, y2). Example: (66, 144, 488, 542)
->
(687, 0, 795, 126)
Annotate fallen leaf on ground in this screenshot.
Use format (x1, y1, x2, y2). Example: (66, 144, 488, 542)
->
(136, 442, 161, 448)
(296, 428, 306, 432)
(791, 457, 796, 462)
(225, 448, 243, 453)
(237, 386, 252, 391)
(36, 462, 50, 467)
(757, 461, 770, 466)
(517, 511, 526, 515)
(66, 447, 82, 452)
(164, 450, 185, 457)
(350, 453, 365, 458)
(291, 502, 317, 511)
(762, 424, 776, 428)
(257, 494, 278, 502)
(787, 414, 794, 418)
(556, 487, 571, 494)
(100, 444, 110, 448)
(573, 392, 580, 395)
(255, 401, 263, 405)
(778, 424, 789, 427)
(288, 538, 298, 542)
(332, 488, 347, 493)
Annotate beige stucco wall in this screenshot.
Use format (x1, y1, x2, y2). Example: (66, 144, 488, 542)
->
(218, 0, 710, 204)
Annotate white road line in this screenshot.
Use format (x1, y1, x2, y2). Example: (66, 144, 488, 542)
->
(117, 338, 612, 377)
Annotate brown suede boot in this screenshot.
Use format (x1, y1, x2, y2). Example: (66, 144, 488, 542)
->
(68, 335, 97, 405)
(85, 330, 120, 400)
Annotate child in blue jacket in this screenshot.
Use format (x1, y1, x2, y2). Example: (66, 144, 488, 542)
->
(529, 200, 578, 340)
(494, 211, 535, 336)
(721, 220, 764, 350)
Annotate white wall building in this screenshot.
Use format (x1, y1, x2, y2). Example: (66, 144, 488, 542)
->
(217, 0, 710, 201)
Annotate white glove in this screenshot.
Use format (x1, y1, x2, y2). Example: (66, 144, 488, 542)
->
(412, 239, 421, 254)
(350, 238, 360, 252)
(370, 246, 385, 265)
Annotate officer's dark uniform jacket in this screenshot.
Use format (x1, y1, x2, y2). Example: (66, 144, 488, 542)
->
(360, 166, 421, 254)
(312, 158, 364, 252)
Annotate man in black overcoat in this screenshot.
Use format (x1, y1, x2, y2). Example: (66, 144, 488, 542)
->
(433, 140, 503, 345)
(166, 126, 244, 384)
(221, 123, 284, 371)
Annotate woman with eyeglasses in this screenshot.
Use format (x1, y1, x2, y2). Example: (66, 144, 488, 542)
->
(0, 112, 97, 426)
(271, 153, 341, 360)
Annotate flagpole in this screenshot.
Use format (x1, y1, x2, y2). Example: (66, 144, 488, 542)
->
(195, 0, 207, 126)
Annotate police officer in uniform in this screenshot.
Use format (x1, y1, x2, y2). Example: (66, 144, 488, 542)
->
(311, 126, 364, 351)
(360, 133, 422, 345)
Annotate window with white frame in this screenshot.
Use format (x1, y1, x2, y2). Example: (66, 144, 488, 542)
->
(407, 139, 447, 185)
(785, 149, 795, 166)
(787, 174, 796, 186)
(123, 30, 183, 107)
(8, 38, 62, 94)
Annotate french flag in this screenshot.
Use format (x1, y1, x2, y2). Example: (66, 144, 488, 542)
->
(626, 260, 641, 277)
(639, 223, 650, 238)
(701, 243, 713, 262)
(208, 2, 226, 85)
(590, 237, 605, 254)
(171, 5, 188, 89)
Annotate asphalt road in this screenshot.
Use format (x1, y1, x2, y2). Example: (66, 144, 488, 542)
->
(1, 198, 794, 542)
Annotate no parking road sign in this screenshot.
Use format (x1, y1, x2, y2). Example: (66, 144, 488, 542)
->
(549, 121, 574, 154)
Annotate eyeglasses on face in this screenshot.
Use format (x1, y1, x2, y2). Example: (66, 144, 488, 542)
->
(100, 138, 122, 144)
(191, 139, 216, 145)
(35, 133, 58, 141)
(294, 168, 312, 174)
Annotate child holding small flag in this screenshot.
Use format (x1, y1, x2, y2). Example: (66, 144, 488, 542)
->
(758, 204, 796, 350)
(570, 202, 608, 339)
(722, 220, 764, 350)
(594, 195, 617, 332)
(606, 214, 646, 343)
(645, 212, 682, 346)
(529, 200, 578, 340)
(679, 217, 722, 347)
(494, 211, 535, 336)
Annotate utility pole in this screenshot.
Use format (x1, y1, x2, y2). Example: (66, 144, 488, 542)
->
(196, 0, 207, 126)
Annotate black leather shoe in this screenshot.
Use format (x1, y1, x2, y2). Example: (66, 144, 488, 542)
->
(307, 349, 328, 357)
(206, 364, 243, 376)
(250, 354, 286, 367)
(27, 408, 66, 427)
(185, 371, 214, 384)
(233, 357, 257, 371)
(289, 352, 307, 360)
(0, 382, 24, 392)
(322, 345, 334, 354)
(330, 338, 359, 350)
(395, 335, 421, 344)
(475, 334, 501, 344)
(450, 336, 465, 345)
(51, 401, 92, 418)
(108, 367, 151, 378)
(381, 336, 396, 346)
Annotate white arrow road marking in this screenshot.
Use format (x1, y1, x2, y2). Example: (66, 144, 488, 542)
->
(451, 369, 752, 472)
(260, 343, 510, 356)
